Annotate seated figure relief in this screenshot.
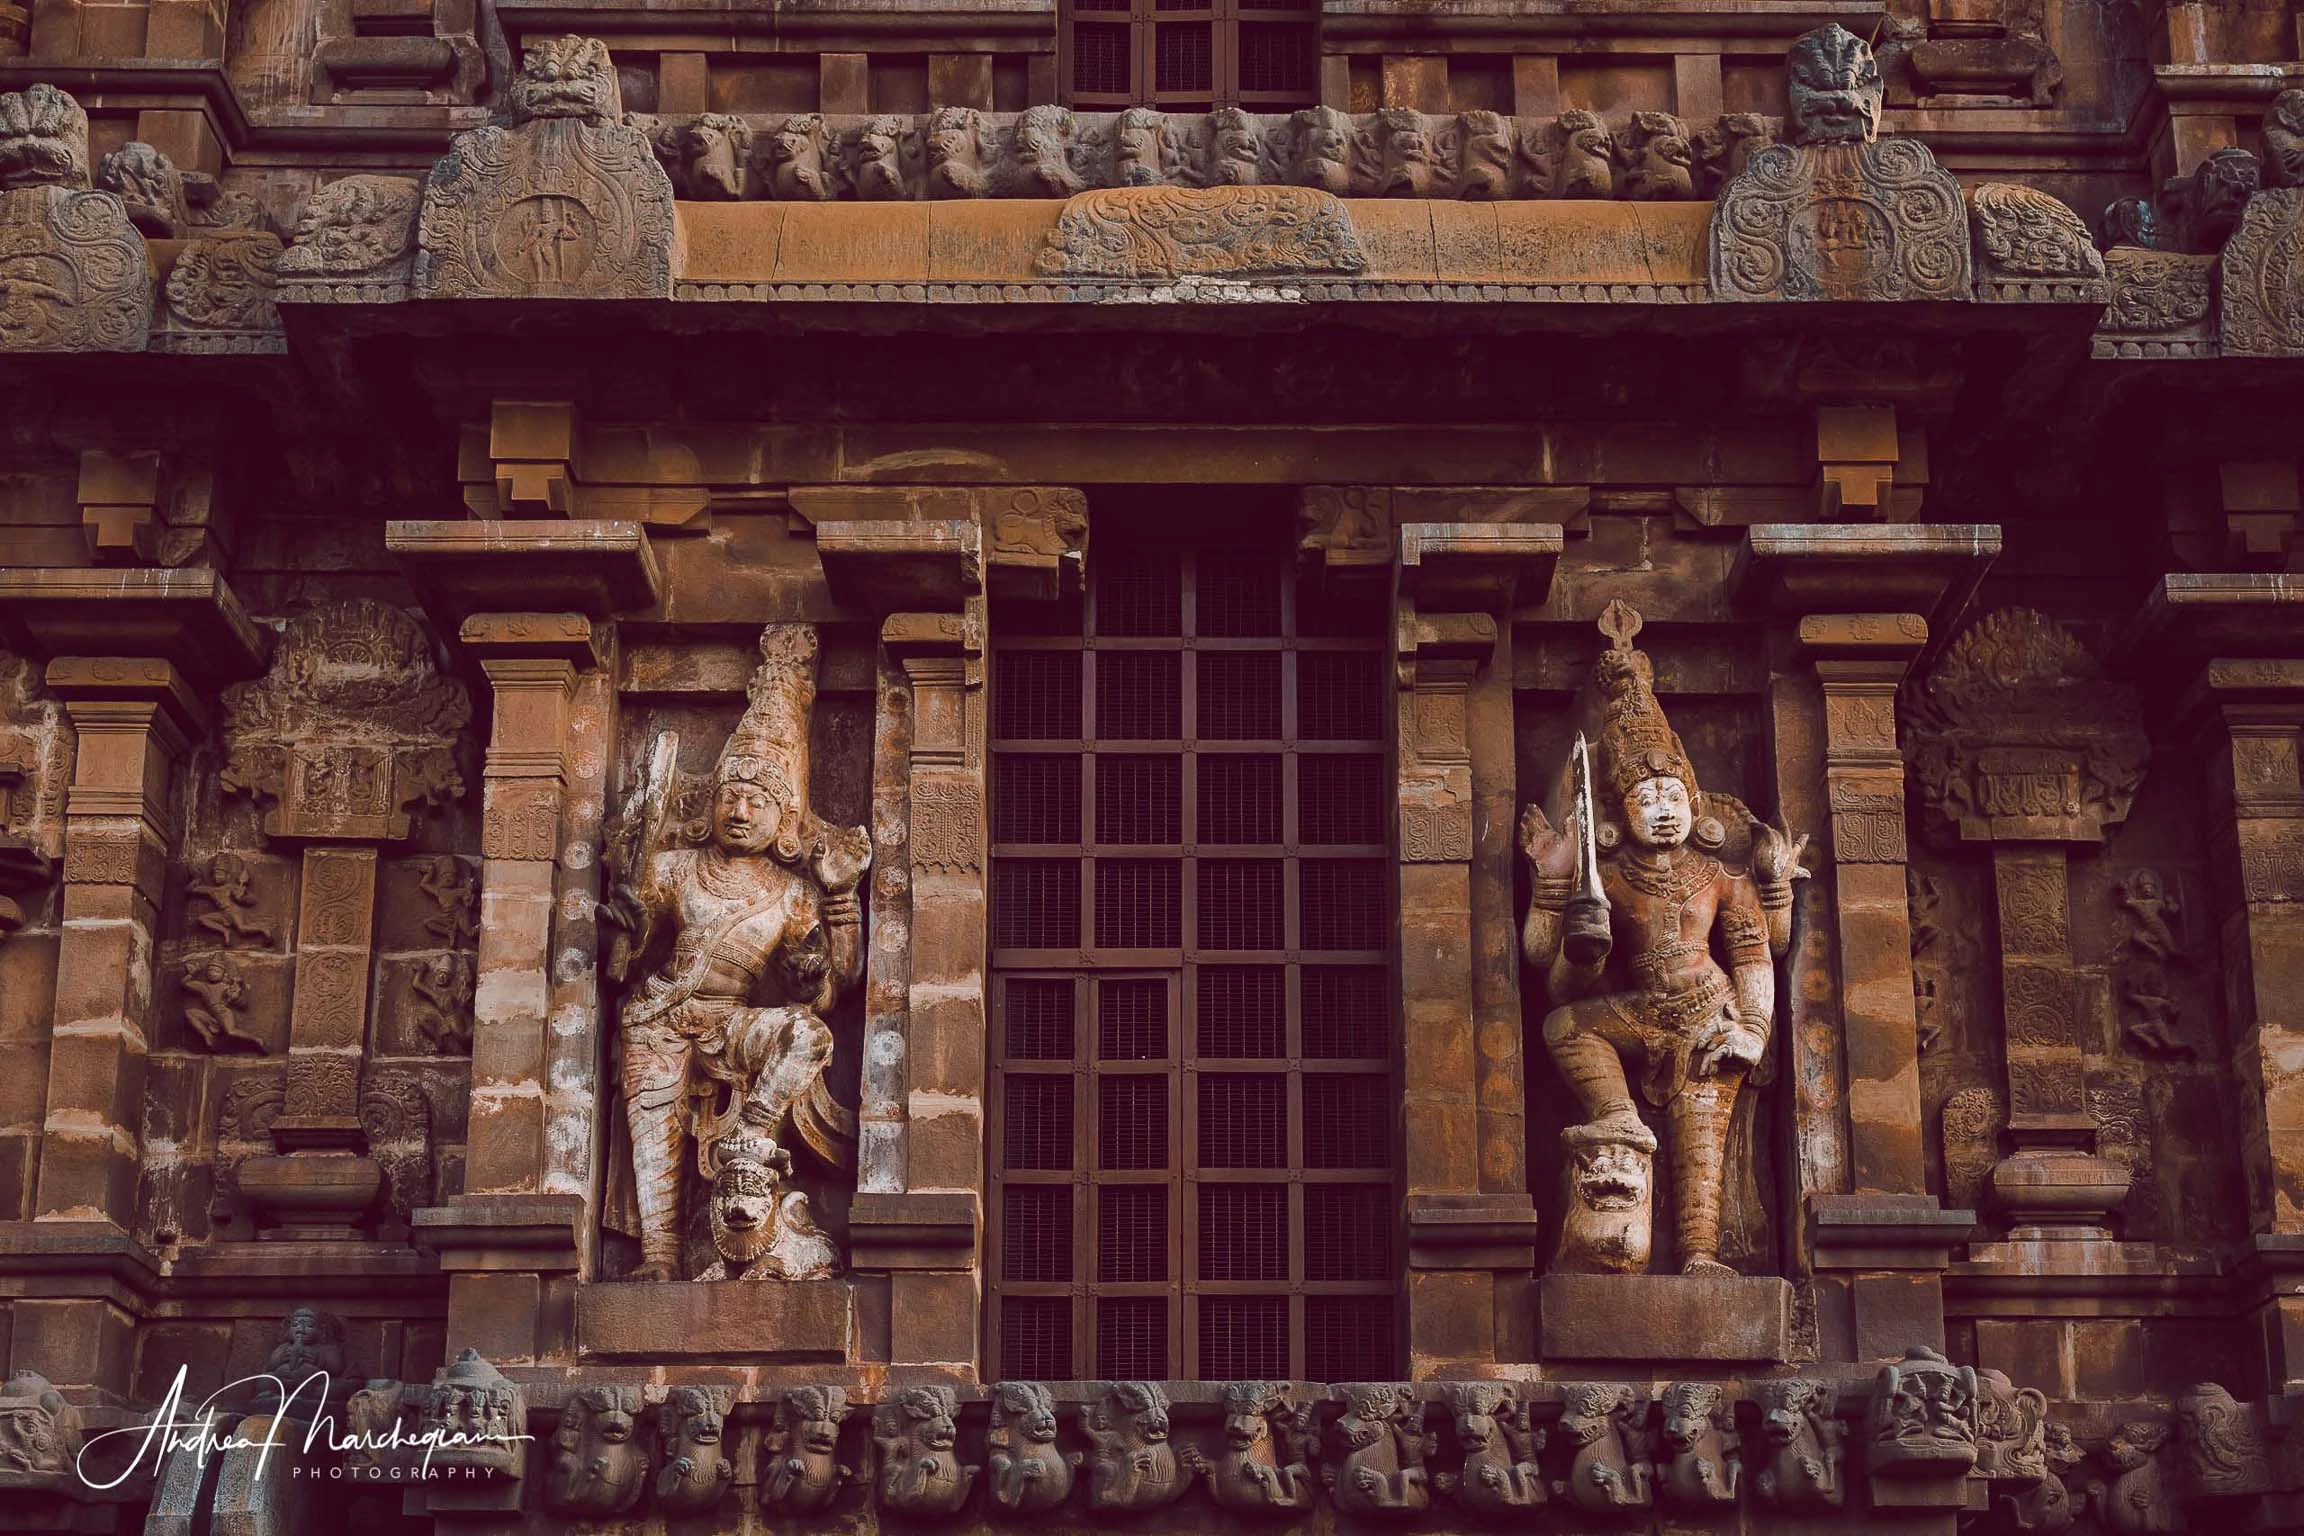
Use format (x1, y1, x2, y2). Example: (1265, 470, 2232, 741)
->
(1520, 601, 1803, 1276)
(605, 623, 871, 1282)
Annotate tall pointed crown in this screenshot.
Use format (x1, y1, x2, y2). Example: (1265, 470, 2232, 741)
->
(1590, 600, 1698, 803)
(716, 624, 818, 807)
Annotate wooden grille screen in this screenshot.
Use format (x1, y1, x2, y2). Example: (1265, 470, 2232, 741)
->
(1061, 0, 1315, 110)
(988, 544, 1398, 1381)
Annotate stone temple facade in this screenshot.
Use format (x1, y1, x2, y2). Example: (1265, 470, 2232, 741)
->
(0, 0, 2303, 1528)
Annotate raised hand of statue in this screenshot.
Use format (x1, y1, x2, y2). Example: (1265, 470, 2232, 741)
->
(1748, 816, 1811, 888)
(810, 823, 872, 898)
(1561, 894, 1612, 968)
(1517, 804, 1579, 885)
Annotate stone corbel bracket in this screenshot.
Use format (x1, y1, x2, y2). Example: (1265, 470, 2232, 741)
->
(384, 519, 664, 625)
(811, 511, 985, 613)
(1733, 524, 2003, 668)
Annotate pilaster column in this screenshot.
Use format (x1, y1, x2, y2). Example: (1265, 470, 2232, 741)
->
(1390, 521, 1558, 1370)
(1735, 528, 1998, 1360)
(35, 659, 196, 1231)
(421, 614, 596, 1363)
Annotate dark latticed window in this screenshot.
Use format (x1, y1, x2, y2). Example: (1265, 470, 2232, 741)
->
(1062, 0, 1316, 111)
(987, 533, 1398, 1380)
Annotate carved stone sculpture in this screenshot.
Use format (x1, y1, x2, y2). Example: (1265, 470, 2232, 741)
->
(1622, 113, 1694, 201)
(1190, 1381, 1318, 1512)
(853, 116, 909, 201)
(875, 1385, 975, 1514)
(0, 83, 151, 351)
(986, 1381, 1078, 1513)
(1436, 1382, 1543, 1511)
(1290, 106, 1357, 195)
(1547, 111, 1615, 200)
(250, 1304, 348, 1415)
(1754, 1379, 1844, 1511)
(1907, 607, 2147, 844)
(0, 1370, 83, 1492)
(189, 852, 275, 947)
(1324, 1382, 1432, 1513)
(1971, 182, 2106, 298)
(1113, 109, 1176, 188)
(696, 1101, 840, 1280)
(2221, 92, 2304, 356)
(1869, 1345, 1980, 1478)
(219, 599, 470, 840)
(667, 113, 751, 201)
(1035, 185, 1368, 282)
(2112, 868, 2191, 1056)
(1454, 110, 1516, 199)
(1082, 1381, 1187, 1510)
(1206, 107, 1264, 187)
(654, 1385, 734, 1515)
(96, 141, 185, 236)
(545, 1384, 647, 1516)
(925, 108, 989, 198)
(1976, 1368, 2049, 1484)
(1520, 601, 1801, 1274)
(1552, 1118, 1656, 1273)
(2189, 148, 2261, 252)
(416, 35, 676, 298)
(1655, 1380, 1739, 1509)
(2003, 1422, 2082, 1530)
(762, 1385, 850, 1512)
(764, 114, 837, 202)
(278, 175, 421, 296)
(411, 951, 475, 1054)
(2175, 1381, 2269, 1498)
(606, 623, 869, 1281)
(2093, 1421, 2182, 1534)
(2098, 245, 2216, 356)
(1376, 111, 1442, 198)
(343, 1379, 405, 1482)
(182, 953, 263, 1052)
(419, 1349, 527, 1483)
(1010, 105, 1084, 197)
(1712, 25, 1971, 302)
(1553, 1383, 1652, 1512)
(159, 228, 287, 352)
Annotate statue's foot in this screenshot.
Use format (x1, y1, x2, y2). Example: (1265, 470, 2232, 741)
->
(1681, 1256, 1735, 1279)
(626, 1261, 680, 1283)
(1584, 1105, 1648, 1140)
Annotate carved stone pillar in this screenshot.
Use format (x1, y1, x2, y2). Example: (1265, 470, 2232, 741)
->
(36, 659, 198, 1231)
(1737, 526, 1997, 1359)
(1391, 522, 1558, 1369)
(2121, 576, 2304, 1385)
(1909, 607, 2149, 1265)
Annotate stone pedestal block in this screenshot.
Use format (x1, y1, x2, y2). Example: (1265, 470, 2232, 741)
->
(1538, 1272, 1792, 1361)
(575, 1278, 854, 1362)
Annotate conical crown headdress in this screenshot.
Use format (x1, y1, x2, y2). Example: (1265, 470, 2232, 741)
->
(716, 624, 818, 808)
(1590, 600, 1698, 803)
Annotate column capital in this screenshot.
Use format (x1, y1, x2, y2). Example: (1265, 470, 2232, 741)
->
(461, 612, 601, 671)
(43, 657, 203, 749)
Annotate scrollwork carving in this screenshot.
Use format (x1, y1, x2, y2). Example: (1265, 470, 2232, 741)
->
(1035, 185, 1367, 281)
(0, 83, 151, 352)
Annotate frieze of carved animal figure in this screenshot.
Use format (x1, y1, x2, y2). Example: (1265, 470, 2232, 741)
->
(1082, 1381, 1187, 1510)
(1183, 1380, 1318, 1513)
(655, 1385, 734, 1515)
(853, 115, 910, 200)
(545, 1384, 647, 1516)
(1547, 110, 1615, 199)
(876, 1386, 975, 1514)
(1010, 105, 1085, 197)
(1655, 1380, 1739, 1509)
(96, 140, 186, 235)
(2186, 147, 2260, 252)
(1621, 112, 1694, 201)
(1324, 1382, 1432, 1513)
(1437, 1382, 1544, 1511)
(1290, 105, 1358, 195)
(1375, 111, 1442, 198)
(1869, 1346, 1979, 1478)
(2175, 1382, 2269, 1498)
(1554, 1383, 1652, 1512)
(926, 107, 990, 198)
(0, 1370, 83, 1492)
(1754, 1379, 1844, 1511)
(673, 113, 753, 200)
(762, 1386, 851, 1512)
(764, 114, 839, 202)
(1454, 111, 1516, 199)
(1112, 108, 1178, 187)
(2002, 1421, 2082, 1532)
(2092, 1422, 2183, 1534)
(986, 1381, 1079, 1513)
(1205, 108, 1264, 187)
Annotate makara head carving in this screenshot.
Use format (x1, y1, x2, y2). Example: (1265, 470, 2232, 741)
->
(0, 83, 91, 190)
(508, 36, 623, 125)
(1786, 24, 1883, 145)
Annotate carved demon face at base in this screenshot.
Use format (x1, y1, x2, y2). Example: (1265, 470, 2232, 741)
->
(1787, 25, 1882, 145)
(0, 84, 90, 189)
(1572, 1135, 1652, 1212)
(709, 1147, 787, 1268)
